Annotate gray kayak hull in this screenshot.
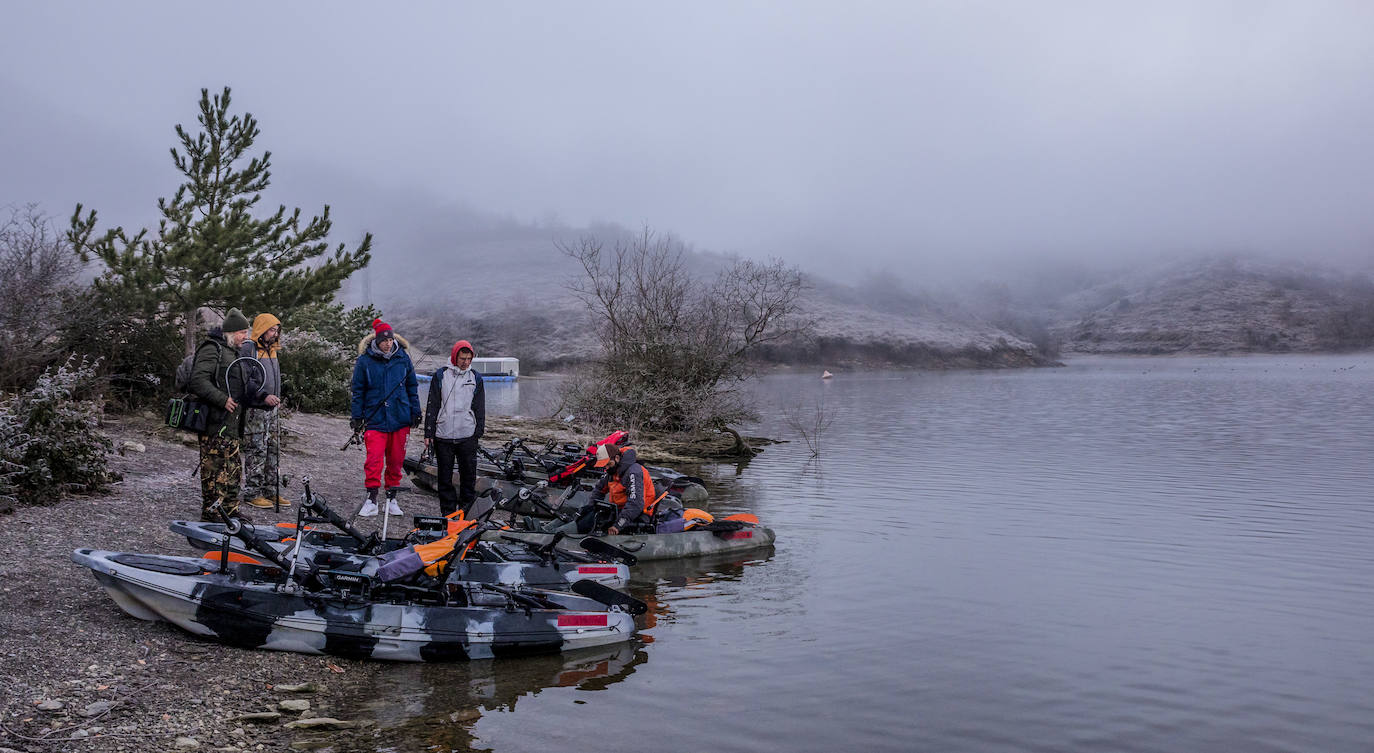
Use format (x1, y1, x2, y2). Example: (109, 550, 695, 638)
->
(72, 548, 636, 662)
(486, 526, 776, 562)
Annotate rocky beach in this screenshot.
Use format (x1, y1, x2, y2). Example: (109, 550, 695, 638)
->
(0, 410, 733, 753)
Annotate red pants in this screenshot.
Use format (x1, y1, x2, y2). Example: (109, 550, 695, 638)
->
(363, 427, 410, 489)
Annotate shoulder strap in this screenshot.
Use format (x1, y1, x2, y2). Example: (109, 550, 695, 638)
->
(193, 339, 226, 391)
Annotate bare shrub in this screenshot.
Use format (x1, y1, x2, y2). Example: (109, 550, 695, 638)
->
(56, 285, 183, 410)
(782, 395, 836, 457)
(559, 228, 810, 435)
(0, 204, 85, 390)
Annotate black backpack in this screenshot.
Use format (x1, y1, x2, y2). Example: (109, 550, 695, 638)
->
(165, 341, 221, 433)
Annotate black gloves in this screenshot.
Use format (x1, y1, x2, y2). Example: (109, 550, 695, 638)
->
(411, 415, 423, 429)
(350, 417, 364, 432)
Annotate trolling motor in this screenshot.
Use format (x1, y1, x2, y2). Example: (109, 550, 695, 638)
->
(294, 478, 382, 554)
(209, 501, 321, 590)
(518, 481, 582, 524)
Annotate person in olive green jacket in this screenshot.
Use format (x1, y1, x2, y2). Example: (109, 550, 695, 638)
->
(187, 307, 265, 522)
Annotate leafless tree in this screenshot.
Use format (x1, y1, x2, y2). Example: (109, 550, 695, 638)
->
(559, 227, 811, 436)
(782, 395, 836, 457)
(0, 205, 86, 390)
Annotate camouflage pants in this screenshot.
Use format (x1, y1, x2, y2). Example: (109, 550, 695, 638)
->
(199, 434, 243, 521)
(241, 409, 279, 501)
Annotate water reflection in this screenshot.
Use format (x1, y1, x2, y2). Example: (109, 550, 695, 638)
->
(328, 551, 775, 752)
(335, 642, 649, 751)
(631, 549, 775, 588)
(629, 550, 776, 639)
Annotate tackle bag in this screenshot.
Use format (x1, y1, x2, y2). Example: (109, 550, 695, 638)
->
(165, 396, 211, 433)
(165, 341, 221, 434)
(655, 511, 687, 534)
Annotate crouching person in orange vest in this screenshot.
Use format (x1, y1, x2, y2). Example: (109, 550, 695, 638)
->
(592, 443, 657, 535)
(527, 442, 662, 536)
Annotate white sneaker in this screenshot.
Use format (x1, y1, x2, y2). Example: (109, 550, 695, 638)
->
(386, 498, 403, 516)
(358, 499, 379, 517)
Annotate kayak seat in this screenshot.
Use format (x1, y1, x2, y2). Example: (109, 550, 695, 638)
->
(109, 553, 204, 576)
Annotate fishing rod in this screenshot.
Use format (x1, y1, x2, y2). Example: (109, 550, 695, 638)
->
(340, 373, 409, 451)
(273, 403, 281, 513)
(190, 355, 266, 479)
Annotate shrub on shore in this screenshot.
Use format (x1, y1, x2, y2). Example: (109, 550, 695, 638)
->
(279, 301, 381, 414)
(0, 357, 112, 509)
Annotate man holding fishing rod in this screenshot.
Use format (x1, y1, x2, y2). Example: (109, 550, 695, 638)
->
(350, 318, 421, 517)
(188, 307, 273, 523)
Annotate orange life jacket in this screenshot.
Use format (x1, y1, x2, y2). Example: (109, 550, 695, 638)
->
(607, 447, 658, 519)
(412, 517, 479, 576)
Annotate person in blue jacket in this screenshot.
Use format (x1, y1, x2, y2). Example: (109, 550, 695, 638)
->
(350, 318, 420, 517)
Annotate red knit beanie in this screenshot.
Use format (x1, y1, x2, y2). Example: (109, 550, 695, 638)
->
(372, 318, 394, 338)
(450, 339, 475, 364)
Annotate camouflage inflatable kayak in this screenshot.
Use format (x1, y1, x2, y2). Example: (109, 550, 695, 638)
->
(488, 524, 776, 562)
(72, 548, 640, 662)
(170, 519, 630, 590)
(405, 436, 710, 515)
(172, 481, 632, 590)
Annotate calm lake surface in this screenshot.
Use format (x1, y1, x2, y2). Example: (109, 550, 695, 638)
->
(353, 354, 1374, 752)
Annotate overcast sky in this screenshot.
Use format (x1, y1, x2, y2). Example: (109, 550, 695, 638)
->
(3, 1, 1373, 283)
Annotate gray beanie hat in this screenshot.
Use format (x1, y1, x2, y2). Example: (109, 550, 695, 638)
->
(222, 307, 250, 333)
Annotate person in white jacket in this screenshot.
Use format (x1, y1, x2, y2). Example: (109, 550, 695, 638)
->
(422, 339, 486, 515)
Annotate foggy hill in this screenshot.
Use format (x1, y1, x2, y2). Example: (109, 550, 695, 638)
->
(340, 211, 1051, 371)
(1045, 258, 1374, 354)
(363, 226, 1050, 372)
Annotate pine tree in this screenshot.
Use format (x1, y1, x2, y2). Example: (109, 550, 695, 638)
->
(69, 86, 372, 354)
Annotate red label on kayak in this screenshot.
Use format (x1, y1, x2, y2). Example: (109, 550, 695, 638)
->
(558, 614, 608, 628)
(722, 531, 754, 540)
(578, 566, 619, 574)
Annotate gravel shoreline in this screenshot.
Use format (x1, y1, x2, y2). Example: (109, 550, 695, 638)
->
(0, 411, 409, 752)
(0, 410, 742, 752)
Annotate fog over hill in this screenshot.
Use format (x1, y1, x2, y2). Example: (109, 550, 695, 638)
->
(7, 77, 1372, 370)
(0, 83, 1050, 372)
(340, 207, 1054, 371)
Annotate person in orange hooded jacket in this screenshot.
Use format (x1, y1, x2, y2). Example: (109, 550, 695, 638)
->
(239, 313, 286, 509)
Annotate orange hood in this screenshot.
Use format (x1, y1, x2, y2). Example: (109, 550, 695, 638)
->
(251, 313, 281, 358)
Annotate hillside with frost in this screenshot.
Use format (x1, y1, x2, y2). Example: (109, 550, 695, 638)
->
(1046, 258, 1374, 354)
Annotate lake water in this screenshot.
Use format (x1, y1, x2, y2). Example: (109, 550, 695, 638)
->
(348, 354, 1374, 752)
